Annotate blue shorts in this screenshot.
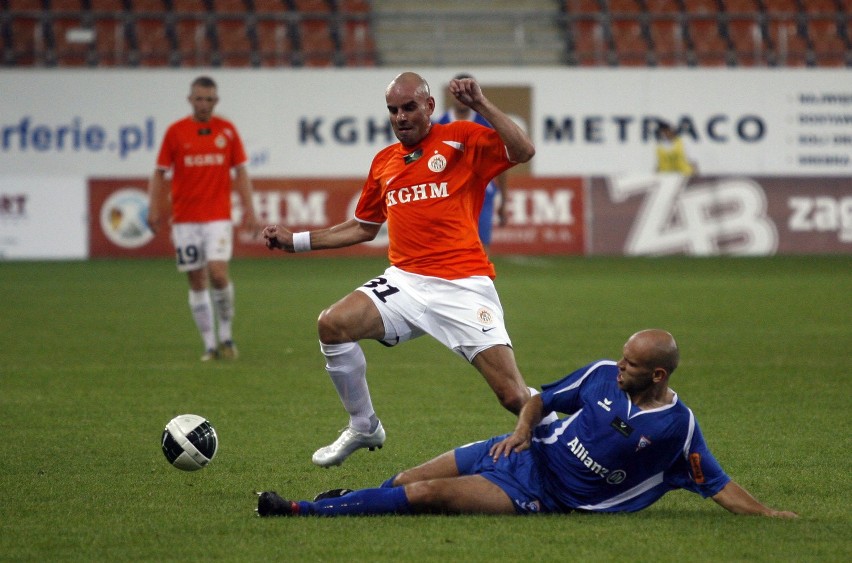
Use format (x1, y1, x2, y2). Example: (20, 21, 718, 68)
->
(454, 434, 551, 514)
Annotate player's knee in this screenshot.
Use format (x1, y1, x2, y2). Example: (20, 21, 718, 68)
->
(497, 385, 530, 415)
(317, 308, 345, 344)
(404, 481, 445, 511)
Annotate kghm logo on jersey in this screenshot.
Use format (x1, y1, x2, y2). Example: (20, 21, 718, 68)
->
(428, 151, 447, 172)
(385, 182, 448, 207)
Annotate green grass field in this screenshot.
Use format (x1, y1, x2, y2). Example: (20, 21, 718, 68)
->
(1, 255, 850, 561)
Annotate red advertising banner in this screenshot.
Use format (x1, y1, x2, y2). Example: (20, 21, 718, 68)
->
(89, 176, 586, 258)
(588, 175, 852, 255)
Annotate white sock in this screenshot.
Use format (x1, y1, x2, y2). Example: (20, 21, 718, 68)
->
(320, 341, 375, 434)
(189, 290, 217, 351)
(211, 283, 234, 343)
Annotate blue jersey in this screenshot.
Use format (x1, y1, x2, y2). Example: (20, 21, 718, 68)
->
(532, 360, 730, 512)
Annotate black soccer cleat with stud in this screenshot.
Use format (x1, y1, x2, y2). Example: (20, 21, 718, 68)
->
(256, 491, 297, 517)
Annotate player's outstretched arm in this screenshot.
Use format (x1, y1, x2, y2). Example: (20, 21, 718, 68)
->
(263, 219, 381, 253)
(711, 480, 797, 518)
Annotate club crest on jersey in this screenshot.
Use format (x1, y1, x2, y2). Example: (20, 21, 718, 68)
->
(636, 435, 652, 452)
(215, 134, 227, 148)
(428, 152, 447, 172)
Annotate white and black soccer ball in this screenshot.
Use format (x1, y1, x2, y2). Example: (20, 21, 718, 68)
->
(161, 414, 218, 471)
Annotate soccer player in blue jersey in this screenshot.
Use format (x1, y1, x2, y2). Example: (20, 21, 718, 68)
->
(434, 73, 509, 248)
(257, 329, 796, 518)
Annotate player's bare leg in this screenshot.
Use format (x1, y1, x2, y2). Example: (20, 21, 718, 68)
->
(404, 475, 516, 514)
(391, 450, 460, 487)
(472, 345, 531, 415)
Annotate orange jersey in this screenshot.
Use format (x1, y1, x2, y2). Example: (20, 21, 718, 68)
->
(156, 116, 248, 223)
(355, 121, 514, 279)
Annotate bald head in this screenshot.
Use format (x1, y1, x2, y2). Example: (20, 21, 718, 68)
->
(628, 329, 680, 377)
(386, 72, 431, 100)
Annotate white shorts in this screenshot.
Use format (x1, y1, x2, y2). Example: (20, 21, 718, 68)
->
(170, 220, 233, 272)
(355, 266, 512, 362)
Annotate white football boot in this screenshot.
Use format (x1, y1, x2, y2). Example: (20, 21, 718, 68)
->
(312, 421, 386, 467)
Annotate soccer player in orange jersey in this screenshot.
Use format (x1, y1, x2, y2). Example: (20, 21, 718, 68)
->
(263, 72, 539, 468)
(147, 76, 259, 362)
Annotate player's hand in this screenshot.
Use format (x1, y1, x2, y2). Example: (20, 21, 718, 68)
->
(489, 429, 531, 461)
(449, 78, 485, 108)
(242, 211, 262, 239)
(146, 209, 162, 234)
(262, 224, 293, 252)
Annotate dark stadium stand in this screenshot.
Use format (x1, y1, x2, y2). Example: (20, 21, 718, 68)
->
(0, 0, 848, 67)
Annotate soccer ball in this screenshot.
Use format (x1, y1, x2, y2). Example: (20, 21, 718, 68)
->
(161, 414, 218, 471)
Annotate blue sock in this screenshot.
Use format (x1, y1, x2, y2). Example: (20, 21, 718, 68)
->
(380, 474, 399, 488)
(297, 487, 412, 517)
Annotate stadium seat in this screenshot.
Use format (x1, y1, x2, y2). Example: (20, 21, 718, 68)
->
(645, 0, 682, 15)
(605, 0, 643, 14)
(88, 0, 132, 67)
(296, 16, 336, 66)
(291, 0, 332, 13)
(564, 0, 600, 14)
(759, 0, 799, 15)
(125, 0, 169, 65)
(336, 0, 371, 14)
(570, 17, 605, 65)
(214, 0, 250, 13)
(49, 9, 95, 66)
(5, 1, 49, 66)
(340, 17, 376, 66)
(807, 16, 847, 66)
(607, 18, 651, 66)
(648, 17, 685, 66)
(685, 14, 730, 66)
(214, 15, 253, 66)
(724, 16, 762, 65)
(90, 14, 129, 66)
(721, 0, 759, 14)
(800, 0, 841, 15)
(253, 14, 294, 65)
(251, 0, 288, 12)
(765, 17, 810, 66)
(684, 0, 720, 16)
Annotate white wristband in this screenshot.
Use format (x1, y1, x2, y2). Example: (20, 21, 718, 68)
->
(292, 231, 311, 253)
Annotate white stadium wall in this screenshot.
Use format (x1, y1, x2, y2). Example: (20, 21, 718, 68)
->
(0, 68, 849, 259)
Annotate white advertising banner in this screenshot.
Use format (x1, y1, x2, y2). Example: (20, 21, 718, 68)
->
(1, 68, 849, 178)
(0, 175, 88, 259)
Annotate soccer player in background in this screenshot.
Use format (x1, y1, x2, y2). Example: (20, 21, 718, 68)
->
(257, 330, 797, 519)
(434, 72, 509, 249)
(655, 122, 698, 176)
(147, 76, 259, 361)
(263, 72, 537, 467)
